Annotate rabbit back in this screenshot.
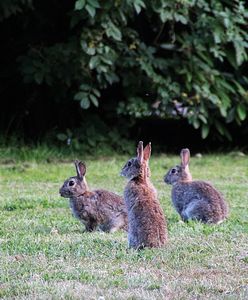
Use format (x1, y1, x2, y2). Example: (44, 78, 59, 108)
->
(172, 181, 228, 223)
(125, 180, 167, 249)
(70, 189, 127, 232)
(94, 189, 128, 232)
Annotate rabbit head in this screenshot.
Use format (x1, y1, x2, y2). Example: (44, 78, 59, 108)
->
(121, 141, 151, 180)
(164, 148, 192, 185)
(59, 160, 89, 198)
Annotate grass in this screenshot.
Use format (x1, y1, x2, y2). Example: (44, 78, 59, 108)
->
(0, 148, 248, 299)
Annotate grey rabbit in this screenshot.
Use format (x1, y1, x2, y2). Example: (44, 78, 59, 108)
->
(164, 148, 229, 224)
(59, 160, 128, 232)
(121, 141, 168, 249)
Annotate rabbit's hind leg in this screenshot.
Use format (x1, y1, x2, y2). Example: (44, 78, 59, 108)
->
(181, 202, 197, 222)
(184, 200, 210, 223)
(180, 211, 189, 222)
(109, 216, 127, 233)
(99, 220, 119, 233)
(85, 219, 98, 232)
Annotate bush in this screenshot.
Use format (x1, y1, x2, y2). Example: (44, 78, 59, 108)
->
(1, 0, 248, 143)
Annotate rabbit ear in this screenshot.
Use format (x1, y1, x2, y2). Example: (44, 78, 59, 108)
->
(143, 142, 151, 161)
(137, 141, 144, 163)
(75, 160, 86, 179)
(180, 148, 190, 168)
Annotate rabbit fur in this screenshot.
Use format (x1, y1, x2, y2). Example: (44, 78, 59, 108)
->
(59, 160, 128, 232)
(164, 148, 229, 224)
(121, 141, 168, 249)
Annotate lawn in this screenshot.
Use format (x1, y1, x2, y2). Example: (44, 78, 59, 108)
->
(0, 149, 247, 299)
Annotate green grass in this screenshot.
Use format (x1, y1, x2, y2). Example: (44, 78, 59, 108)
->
(0, 150, 248, 299)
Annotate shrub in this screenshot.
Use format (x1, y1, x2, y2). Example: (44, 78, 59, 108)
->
(1, 0, 248, 142)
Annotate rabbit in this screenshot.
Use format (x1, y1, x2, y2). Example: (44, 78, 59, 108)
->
(59, 160, 128, 233)
(164, 148, 229, 224)
(121, 141, 168, 250)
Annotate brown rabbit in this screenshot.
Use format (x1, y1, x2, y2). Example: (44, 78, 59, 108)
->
(164, 148, 229, 224)
(59, 160, 128, 232)
(121, 141, 168, 249)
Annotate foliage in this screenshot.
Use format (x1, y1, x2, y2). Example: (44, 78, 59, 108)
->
(1, 0, 248, 142)
(56, 114, 134, 154)
(0, 0, 32, 21)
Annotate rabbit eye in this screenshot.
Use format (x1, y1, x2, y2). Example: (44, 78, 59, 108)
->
(127, 161, 132, 167)
(69, 180, 75, 186)
(171, 168, 177, 174)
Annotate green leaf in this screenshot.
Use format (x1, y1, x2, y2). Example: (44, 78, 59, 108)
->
(57, 133, 67, 141)
(86, 47, 96, 56)
(215, 120, 224, 135)
(89, 56, 100, 69)
(87, 0, 100, 8)
(160, 43, 176, 50)
(66, 129, 72, 136)
(217, 79, 235, 93)
(220, 106, 227, 117)
(192, 118, 200, 129)
(226, 107, 235, 123)
(80, 98, 90, 109)
(134, 3, 141, 14)
(159, 10, 173, 22)
(87, 138, 96, 147)
(215, 121, 232, 140)
(92, 88, 100, 97)
(237, 103, 247, 121)
(222, 126, 232, 141)
(174, 13, 188, 24)
(105, 21, 122, 41)
(201, 124, 209, 139)
(89, 94, 99, 107)
(100, 56, 113, 65)
(133, 0, 146, 14)
(85, 4, 96, 17)
(75, 0, 85, 10)
(233, 80, 246, 96)
(34, 72, 43, 84)
(80, 84, 91, 91)
(198, 114, 207, 124)
(97, 65, 108, 73)
(74, 92, 88, 101)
